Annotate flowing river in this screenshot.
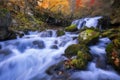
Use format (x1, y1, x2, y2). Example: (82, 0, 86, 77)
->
(0, 16, 120, 80)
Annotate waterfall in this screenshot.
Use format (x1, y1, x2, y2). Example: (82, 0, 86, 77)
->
(0, 17, 120, 80)
(72, 16, 102, 29)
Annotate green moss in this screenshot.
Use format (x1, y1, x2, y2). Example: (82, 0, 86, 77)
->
(65, 24, 77, 32)
(106, 43, 114, 54)
(11, 13, 45, 31)
(0, 8, 9, 17)
(64, 44, 81, 58)
(57, 30, 65, 36)
(113, 38, 120, 48)
(77, 51, 92, 61)
(64, 44, 89, 58)
(71, 58, 86, 69)
(101, 28, 120, 40)
(78, 28, 99, 45)
(70, 50, 92, 69)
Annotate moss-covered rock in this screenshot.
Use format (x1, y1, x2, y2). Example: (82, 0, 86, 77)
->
(71, 58, 86, 69)
(64, 44, 89, 58)
(11, 13, 45, 32)
(101, 27, 120, 40)
(106, 43, 114, 54)
(70, 51, 92, 69)
(106, 38, 120, 73)
(66, 51, 92, 69)
(57, 30, 65, 36)
(78, 28, 100, 45)
(65, 24, 77, 32)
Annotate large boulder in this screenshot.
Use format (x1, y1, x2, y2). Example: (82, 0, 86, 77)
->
(64, 44, 89, 58)
(70, 50, 92, 70)
(64, 44, 92, 70)
(78, 28, 100, 45)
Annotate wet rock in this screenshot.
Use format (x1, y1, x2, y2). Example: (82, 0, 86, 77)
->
(0, 8, 11, 29)
(40, 30, 53, 37)
(46, 61, 71, 80)
(64, 43, 92, 70)
(7, 30, 17, 40)
(78, 28, 100, 45)
(0, 28, 8, 40)
(57, 30, 65, 36)
(59, 41, 67, 47)
(50, 45, 58, 49)
(64, 44, 81, 58)
(64, 44, 89, 58)
(54, 40, 58, 44)
(69, 50, 92, 70)
(33, 40, 45, 49)
(65, 24, 78, 32)
(0, 29, 17, 41)
(15, 31, 24, 38)
(46, 61, 64, 75)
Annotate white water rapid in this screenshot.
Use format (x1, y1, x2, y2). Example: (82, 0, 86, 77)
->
(0, 16, 120, 80)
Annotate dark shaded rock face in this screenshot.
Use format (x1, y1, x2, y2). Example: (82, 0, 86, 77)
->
(0, 28, 8, 40)
(0, 9, 12, 40)
(98, 16, 111, 29)
(0, 9, 12, 29)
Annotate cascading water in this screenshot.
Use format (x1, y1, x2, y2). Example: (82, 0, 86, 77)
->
(0, 30, 77, 80)
(0, 16, 120, 80)
(72, 16, 102, 29)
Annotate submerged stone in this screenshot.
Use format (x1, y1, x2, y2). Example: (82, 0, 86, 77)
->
(0, 48, 13, 55)
(33, 40, 45, 49)
(46, 61, 71, 80)
(50, 45, 58, 49)
(40, 30, 53, 37)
